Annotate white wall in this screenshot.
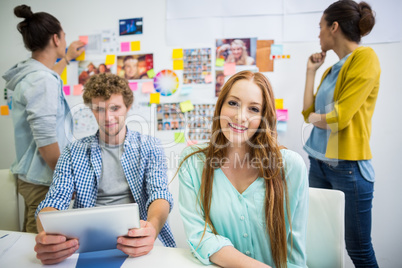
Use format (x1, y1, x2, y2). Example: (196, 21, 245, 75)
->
(0, 1, 401, 267)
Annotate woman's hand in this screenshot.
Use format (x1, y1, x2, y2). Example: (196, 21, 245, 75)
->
(307, 52, 326, 72)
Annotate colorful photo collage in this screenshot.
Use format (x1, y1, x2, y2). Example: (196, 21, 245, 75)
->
(157, 103, 185, 131)
(183, 48, 212, 85)
(186, 104, 215, 141)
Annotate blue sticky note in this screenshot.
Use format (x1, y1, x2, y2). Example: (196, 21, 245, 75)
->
(271, 44, 284, 55)
(76, 249, 128, 268)
(180, 86, 193, 96)
(277, 121, 287, 132)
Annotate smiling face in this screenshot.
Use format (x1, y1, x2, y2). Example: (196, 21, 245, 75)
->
(124, 59, 138, 79)
(231, 44, 243, 60)
(220, 79, 263, 147)
(91, 93, 130, 145)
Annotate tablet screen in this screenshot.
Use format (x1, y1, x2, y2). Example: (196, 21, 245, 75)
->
(39, 203, 140, 253)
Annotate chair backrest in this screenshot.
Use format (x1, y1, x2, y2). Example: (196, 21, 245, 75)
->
(306, 187, 345, 268)
(0, 169, 20, 231)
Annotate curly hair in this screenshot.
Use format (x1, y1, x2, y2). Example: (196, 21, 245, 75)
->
(83, 73, 133, 108)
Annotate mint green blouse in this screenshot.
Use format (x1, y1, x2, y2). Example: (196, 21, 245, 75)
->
(178, 146, 309, 267)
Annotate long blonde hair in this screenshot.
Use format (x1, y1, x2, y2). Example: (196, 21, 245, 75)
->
(179, 70, 290, 268)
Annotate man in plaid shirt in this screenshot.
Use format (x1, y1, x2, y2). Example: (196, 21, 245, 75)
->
(34, 73, 175, 265)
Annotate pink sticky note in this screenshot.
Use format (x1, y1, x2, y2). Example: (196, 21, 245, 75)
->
(141, 81, 155, 93)
(224, 63, 236, 76)
(276, 109, 288, 121)
(63, 85, 70, 95)
(204, 74, 212, 83)
(73, 84, 83, 95)
(79, 36, 88, 45)
(120, 42, 130, 52)
(129, 82, 138, 91)
(187, 140, 198, 146)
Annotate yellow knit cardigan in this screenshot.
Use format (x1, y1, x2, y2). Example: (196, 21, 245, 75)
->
(302, 46, 381, 160)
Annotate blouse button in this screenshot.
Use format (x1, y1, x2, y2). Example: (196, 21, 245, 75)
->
(243, 233, 248, 238)
(245, 251, 251, 255)
(240, 216, 245, 221)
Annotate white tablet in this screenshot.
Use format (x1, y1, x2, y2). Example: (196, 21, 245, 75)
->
(38, 203, 140, 253)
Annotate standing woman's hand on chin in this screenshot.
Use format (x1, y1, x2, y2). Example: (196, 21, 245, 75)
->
(307, 52, 326, 72)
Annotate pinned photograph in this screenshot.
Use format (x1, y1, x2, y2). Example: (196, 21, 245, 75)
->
(216, 38, 257, 66)
(119, 18, 143, 36)
(117, 54, 153, 80)
(78, 60, 114, 85)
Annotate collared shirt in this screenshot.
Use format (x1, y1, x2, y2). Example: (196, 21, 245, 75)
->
(36, 129, 176, 247)
(179, 146, 308, 267)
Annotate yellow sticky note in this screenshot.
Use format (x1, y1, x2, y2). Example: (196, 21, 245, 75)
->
(60, 67, 67, 85)
(131, 41, 141, 51)
(0, 105, 9, 116)
(179, 100, 194, 113)
(147, 69, 156, 78)
(105, 55, 115, 65)
(215, 58, 225, 67)
(174, 132, 185, 143)
(150, 93, 160, 104)
(275, 99, 284, 110)
(172, 49, 183, 59)
(76, 50, 85, 61)
(173, 60, 184, 70)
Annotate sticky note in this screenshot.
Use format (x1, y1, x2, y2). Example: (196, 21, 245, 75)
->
(204, 74, 212, 83)
(63, 85, 70, 95)
(180, 86, 193, 96)
(150, 93, 160, 104)
(131, 41, 140, 51)
(120, 42, 130, 52)
(277, 121, 287, 132)
(105, 55, 115, 65)
(172, 49, 183, 59)
(0, 105, 9, 116)
(187, 140, 198, 146)
(79, 36, 88, 45)
(141, 81, 154, 93)
(147, 69, 156, 78)
(76, 50, 85, 61)
(179, 100, 194, 113)
(60, 67, 67, 85)
(73, 84, 84, 95)
(173, 60, 184, 70)
(224, 63, 236, 76)
(271, 44, 283, 55)
(174, 132, 186, 143)
(215, 58, 225, 67)
(129, 82, 138, 91)
(276, 109, 288, 121)
(275, 99, 284, 110)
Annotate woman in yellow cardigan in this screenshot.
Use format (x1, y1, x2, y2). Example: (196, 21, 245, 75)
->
(302, 1, 380, 267)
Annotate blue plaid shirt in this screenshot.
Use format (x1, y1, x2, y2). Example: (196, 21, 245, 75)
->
(36, 129, 176, 247)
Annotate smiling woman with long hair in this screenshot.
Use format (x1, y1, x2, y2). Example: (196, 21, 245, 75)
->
(178, 71, 308, 268)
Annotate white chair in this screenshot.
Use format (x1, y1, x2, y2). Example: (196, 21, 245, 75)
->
(306, 187, 345, 268)
(0, 169, 20, 231)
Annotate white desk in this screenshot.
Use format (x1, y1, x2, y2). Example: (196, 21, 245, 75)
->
(0, 230, 217, 267)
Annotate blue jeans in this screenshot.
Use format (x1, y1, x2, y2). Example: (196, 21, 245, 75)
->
(308, 156, 378, 268)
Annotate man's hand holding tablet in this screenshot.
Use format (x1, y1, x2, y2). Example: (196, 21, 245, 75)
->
(35, 204, 141, 265)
